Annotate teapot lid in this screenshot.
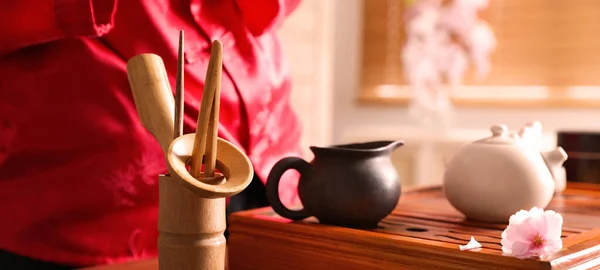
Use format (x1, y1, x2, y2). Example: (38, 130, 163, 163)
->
(474, 124, 521, 145)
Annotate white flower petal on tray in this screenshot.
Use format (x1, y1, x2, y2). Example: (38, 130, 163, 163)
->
(501, 207, 564, 259)
(459, 236, 483, 251)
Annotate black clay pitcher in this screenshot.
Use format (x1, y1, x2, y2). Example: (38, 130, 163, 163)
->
(265, 140, 404, 229)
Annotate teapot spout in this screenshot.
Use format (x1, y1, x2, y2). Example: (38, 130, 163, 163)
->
(541, 147, 568, 169)
(541, 147, 568, 192)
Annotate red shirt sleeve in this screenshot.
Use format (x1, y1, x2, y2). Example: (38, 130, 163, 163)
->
(235, 0, 302, 36)
(0, 0, 118, 56)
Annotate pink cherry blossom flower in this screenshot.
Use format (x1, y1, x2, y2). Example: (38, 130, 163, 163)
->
(500, 207, 564, 259)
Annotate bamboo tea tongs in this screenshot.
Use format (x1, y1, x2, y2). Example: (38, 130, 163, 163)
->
(190, 38, 222, 181)
(126, 31, 253, 270)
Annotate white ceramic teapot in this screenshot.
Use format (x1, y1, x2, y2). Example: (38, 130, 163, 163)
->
(443, 123, 568, 223)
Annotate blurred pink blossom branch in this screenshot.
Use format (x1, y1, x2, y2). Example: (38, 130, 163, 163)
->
(401, 0, 496, 127)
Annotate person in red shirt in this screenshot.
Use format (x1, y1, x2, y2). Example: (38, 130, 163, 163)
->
(0, 0, 304, 268)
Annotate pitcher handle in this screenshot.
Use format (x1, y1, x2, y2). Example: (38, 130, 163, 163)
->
(265, 157, 311, 221)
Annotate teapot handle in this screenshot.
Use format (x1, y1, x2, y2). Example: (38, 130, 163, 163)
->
(265, 157, 311, 221)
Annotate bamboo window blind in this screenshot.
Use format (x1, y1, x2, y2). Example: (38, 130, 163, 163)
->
(359, 0, 600, 107)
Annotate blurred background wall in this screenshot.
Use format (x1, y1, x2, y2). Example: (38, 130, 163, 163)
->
(278, 0, 600, 187)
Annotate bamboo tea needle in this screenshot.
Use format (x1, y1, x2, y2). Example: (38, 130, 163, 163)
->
(174, 30, 185, 139)
(190, 40, 223, 179)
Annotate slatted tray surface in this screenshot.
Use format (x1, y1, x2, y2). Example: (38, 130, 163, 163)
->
(228, 183, 600, 270)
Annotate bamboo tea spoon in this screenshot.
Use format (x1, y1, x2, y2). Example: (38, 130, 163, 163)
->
(126, 53, 175, 154)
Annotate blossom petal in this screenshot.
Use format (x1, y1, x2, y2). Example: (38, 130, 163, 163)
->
(515, 219, 537, 240)
(459, 237, 482, 251)
(509, 209, 530, 224)
(504, 226, 529, 243)
(544, 211, 564, 240)
(501, 238, 514, 254)
(529, 207, 545, 217)
(528, 214, 548, 237)
(511, 241, 531, 257)
(545, 237, 563, 253)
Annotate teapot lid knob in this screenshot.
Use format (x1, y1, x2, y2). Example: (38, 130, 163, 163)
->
(490, 124, 508, 137)
(474, 124, 516, 145)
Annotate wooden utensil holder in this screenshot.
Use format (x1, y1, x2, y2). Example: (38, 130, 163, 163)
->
(157, 174, 227, 270)
(126, 37, 250, 269)
(159, 133, 252, 270)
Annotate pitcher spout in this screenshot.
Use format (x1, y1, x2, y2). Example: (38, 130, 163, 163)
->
(388, 140, 405, 151)
(310, 140, 405, 158)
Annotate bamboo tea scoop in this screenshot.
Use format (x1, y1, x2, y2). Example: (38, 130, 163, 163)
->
(126, 53, 175, 154)
(126, 36, 253, 270)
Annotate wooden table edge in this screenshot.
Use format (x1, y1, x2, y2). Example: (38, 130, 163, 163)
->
(228, 182, 600, 269)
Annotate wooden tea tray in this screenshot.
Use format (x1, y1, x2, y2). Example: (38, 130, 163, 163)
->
(228, 183, 600, 269)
